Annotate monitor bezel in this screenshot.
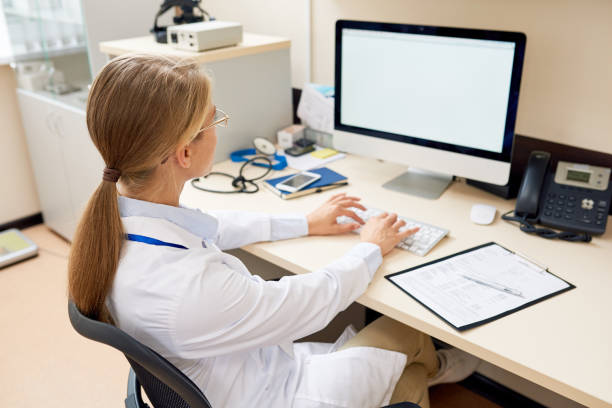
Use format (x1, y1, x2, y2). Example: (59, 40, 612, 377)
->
(334, 20, 526, 163)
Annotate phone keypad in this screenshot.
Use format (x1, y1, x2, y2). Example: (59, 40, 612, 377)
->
(540, 181, 610, 235)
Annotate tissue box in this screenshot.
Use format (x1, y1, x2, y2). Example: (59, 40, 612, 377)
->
(277, 124, 305, 149)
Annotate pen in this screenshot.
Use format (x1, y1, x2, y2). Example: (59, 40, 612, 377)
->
(461, 274, 525, 298)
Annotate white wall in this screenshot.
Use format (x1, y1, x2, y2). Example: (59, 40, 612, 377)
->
(81, 0, 157, 75)
(0, 65, 40, 225)
(201, 0, 311, 88)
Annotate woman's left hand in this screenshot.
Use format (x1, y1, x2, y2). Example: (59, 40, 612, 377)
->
(306, 193, 366, 236)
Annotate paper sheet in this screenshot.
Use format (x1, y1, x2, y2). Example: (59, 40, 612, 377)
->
(297, 83, 334, 133)
(387, 244, 571, 329)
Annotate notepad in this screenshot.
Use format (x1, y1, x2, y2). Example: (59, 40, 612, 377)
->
(311, 148, 338, 159)
(386, 242, 575, 331)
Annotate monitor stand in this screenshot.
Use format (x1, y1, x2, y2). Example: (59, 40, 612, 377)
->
(382, 168, 453, 199)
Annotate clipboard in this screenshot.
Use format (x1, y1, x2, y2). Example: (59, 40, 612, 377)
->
(385, 242, 576, 331)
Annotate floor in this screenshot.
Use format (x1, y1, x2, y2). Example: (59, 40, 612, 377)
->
(0, 225, 500, 407)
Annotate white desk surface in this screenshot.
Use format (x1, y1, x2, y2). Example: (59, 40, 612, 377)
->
(180, 154, 612, 408)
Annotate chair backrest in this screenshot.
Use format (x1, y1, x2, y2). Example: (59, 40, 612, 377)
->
(68, 300, 212, 408)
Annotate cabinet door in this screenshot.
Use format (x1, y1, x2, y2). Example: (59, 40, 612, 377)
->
(17, 90, 75, 240)
(56, 104, 104, 228)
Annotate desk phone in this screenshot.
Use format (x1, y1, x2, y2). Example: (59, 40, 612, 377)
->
(516, 151, 612, 235)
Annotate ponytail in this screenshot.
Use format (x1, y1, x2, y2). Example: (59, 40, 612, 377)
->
(68, 181, 123, 322)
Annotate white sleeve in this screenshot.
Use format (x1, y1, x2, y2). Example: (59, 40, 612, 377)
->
(173, 242, 382, 358)
(207, 210, 308, 250)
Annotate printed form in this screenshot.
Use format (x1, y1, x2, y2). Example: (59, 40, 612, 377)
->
(387, 243, 572, 329)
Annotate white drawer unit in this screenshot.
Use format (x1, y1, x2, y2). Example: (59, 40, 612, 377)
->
(17, 90, 103, 241)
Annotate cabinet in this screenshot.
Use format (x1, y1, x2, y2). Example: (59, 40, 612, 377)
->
(17, 90, 103, 240)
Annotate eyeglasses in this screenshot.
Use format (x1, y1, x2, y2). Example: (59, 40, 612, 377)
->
(199, 106, 229, 133)
(161, 107, 230, 164)
(189, 107, 229, 141)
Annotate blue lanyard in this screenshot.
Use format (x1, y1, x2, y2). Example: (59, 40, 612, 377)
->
(125, 234, 188, 250)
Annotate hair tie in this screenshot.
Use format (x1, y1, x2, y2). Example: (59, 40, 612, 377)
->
(103, 168, 121, 183)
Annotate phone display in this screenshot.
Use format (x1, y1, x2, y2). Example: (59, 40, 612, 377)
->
(566, 169, 590, 183)
(276, 172, 321, 193)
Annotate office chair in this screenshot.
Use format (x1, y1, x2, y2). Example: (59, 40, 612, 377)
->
(68, 300, 420, 408)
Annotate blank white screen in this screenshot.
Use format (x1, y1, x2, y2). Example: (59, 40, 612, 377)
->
(340, 29, 515, 153)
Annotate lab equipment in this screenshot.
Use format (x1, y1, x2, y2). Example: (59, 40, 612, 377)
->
(167, 21, 243, 51)
(336, 205, 449, 256)
(151, 0, 211, 43)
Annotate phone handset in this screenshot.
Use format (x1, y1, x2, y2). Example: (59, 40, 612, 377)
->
(515, 151, 551, 220)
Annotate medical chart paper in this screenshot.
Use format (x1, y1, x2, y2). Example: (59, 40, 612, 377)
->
(386, 242, 575, 331)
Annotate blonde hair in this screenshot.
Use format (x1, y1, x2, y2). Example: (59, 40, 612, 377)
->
(68, 54, 212, 322)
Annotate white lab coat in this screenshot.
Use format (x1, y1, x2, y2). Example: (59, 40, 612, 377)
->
(107, 197, 407, 408)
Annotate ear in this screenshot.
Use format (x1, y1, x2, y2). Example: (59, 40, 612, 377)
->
(174, 142, 193, 169)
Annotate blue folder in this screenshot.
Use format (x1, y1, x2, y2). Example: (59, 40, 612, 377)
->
(264, 167, 348, 199)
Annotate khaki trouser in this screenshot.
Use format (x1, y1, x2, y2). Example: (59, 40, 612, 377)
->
(338, 316, 439, 408)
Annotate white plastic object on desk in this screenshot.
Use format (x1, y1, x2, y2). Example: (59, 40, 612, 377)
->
(277, 125, 304, 149)
(470, 204, 497, 225)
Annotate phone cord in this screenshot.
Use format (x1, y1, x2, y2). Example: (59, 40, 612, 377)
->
(501, 210, 592, 242)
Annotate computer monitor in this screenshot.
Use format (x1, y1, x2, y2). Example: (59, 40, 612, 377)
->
(334, 20, 526, 199)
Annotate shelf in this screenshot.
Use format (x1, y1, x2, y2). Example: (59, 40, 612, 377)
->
(3, 7, 82, 25)
(9, 44, 86, 62)
(99, 33, 291, 64)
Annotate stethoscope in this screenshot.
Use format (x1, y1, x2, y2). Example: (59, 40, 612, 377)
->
(191, 137, 287, 194)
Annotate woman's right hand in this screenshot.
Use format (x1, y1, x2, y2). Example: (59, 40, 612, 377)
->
(360, 213, 419, 256)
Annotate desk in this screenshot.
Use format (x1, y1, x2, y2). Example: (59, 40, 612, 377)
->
(180, 154, 612, 408)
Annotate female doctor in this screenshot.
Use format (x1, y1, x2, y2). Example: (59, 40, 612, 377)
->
(68, 54, 478, 408)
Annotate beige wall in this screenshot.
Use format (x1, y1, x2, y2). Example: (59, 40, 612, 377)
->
(311, 0, 612, 154)
(0, 65, 40, 224)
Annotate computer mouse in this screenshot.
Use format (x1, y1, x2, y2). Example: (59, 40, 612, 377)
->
(470, 204, 497, 225)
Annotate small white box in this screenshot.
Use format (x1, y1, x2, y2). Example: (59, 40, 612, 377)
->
(168, 21, 243, 52)
(277, 124, 305, 149)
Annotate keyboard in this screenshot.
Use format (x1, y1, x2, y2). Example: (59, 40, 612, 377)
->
(336, 205, 449, 256)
